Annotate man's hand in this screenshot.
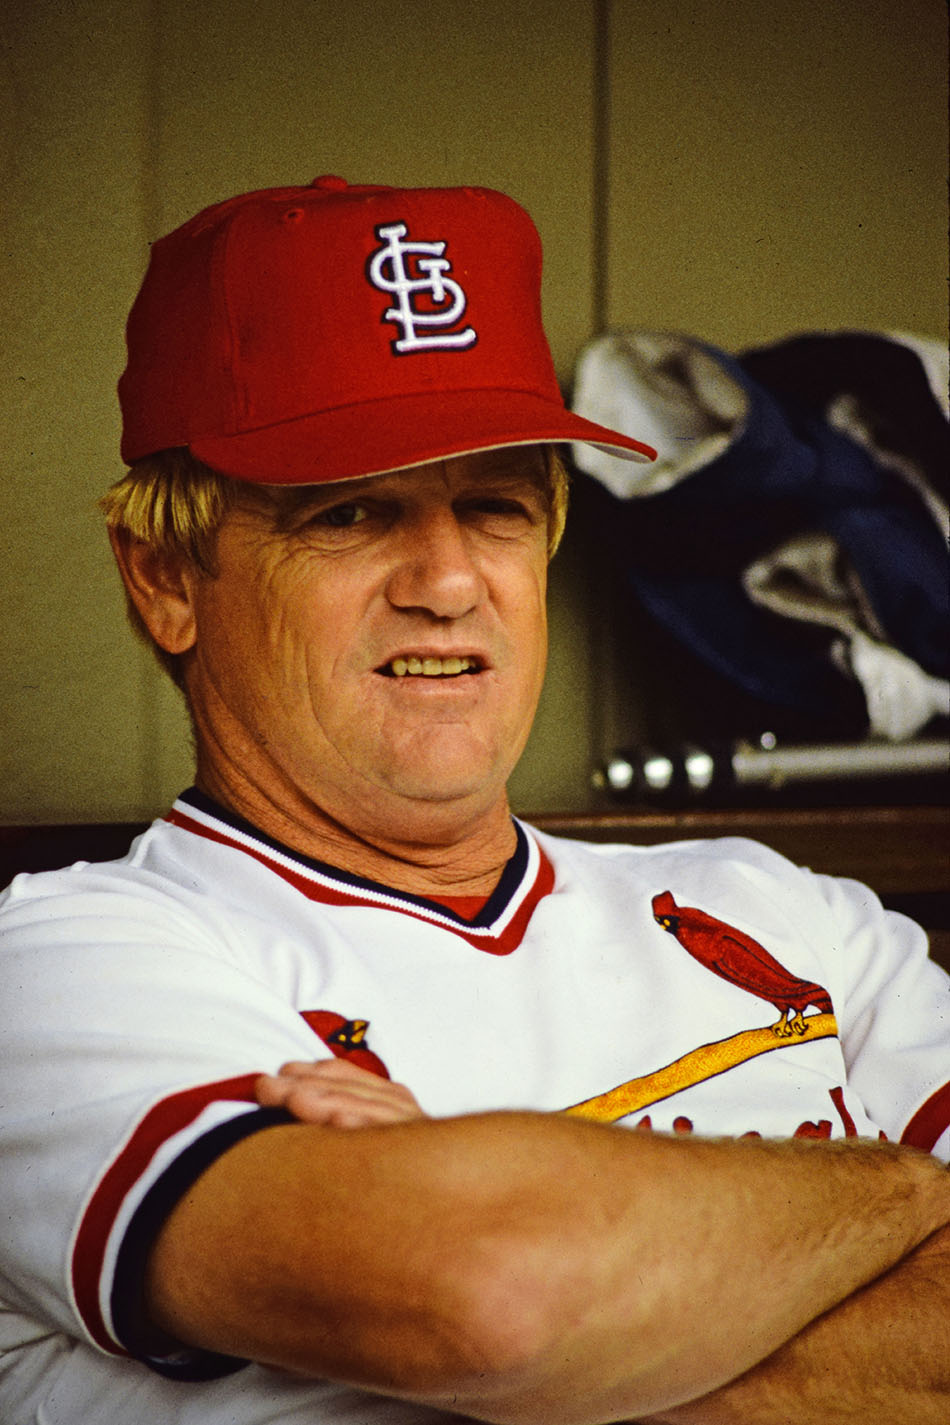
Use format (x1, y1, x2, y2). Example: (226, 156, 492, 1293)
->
(255, 1058, 426, 1128)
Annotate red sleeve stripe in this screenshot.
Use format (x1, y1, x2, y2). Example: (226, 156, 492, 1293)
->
(900, 1081, 950, 1154)
(71, 1074, 260, 1355)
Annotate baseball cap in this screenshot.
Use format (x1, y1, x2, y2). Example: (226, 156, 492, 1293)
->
(119, 176, 656, 484)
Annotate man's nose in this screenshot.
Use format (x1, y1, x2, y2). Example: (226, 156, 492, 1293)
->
(384, 507, 484, 619)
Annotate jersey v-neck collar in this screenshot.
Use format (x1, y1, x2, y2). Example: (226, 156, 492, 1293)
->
(164, 787, 555, 955)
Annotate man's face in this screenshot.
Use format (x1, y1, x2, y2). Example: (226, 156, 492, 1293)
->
(182, 448, 551, 842)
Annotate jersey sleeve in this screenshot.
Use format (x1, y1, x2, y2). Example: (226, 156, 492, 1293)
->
(0, 867, 327, 1372)
(807, 869, 950, 1161)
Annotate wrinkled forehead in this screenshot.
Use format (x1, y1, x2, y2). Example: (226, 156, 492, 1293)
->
(239, 444, 552, 520)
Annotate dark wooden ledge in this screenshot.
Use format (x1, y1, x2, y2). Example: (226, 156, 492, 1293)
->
(528, 805, 950, 897)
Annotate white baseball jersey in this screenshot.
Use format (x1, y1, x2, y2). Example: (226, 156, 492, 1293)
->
(1, 786, 947, 1424)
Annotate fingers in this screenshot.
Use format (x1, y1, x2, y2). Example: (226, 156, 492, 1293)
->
(255, 1057, 426, 1129)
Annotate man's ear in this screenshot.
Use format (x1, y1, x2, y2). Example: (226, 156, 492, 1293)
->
(108, 528, 199, 655)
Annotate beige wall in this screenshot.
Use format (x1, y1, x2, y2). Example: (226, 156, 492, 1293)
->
(1, 0, 947, 824)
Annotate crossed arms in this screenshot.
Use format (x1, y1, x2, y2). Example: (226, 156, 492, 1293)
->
(144, 1059, 950, 1424)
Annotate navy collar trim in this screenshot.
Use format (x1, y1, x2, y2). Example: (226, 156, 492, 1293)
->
(165, 787, 554, 954)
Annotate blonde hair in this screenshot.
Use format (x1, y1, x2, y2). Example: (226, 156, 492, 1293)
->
(101, 448, 239, 576)
(101, 445, 569, 682)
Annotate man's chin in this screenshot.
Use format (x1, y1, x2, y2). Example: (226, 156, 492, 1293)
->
(382, 773, 504, 815)
(363, 764, 512, 836)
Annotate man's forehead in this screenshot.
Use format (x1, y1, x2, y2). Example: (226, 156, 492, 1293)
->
(257, 444, 546, 503)
(345, 444, 549, 489)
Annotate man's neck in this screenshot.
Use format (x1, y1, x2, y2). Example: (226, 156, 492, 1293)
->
(193, 769, 519, 900)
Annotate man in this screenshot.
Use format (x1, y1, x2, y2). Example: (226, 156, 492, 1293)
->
(0, 177, 947, 1425)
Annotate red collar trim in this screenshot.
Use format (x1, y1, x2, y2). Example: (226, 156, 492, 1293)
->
(164, 797, 554, 955)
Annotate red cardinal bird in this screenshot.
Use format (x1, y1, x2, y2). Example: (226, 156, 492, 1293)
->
(652, 890, 833, 1037)
(300, 1010, 391, 1078)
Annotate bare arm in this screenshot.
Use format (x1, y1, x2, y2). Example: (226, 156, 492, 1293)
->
(261, 1062, 950, 1423)
(641, 1218, 950, 1425)
(144, 1103, 949, 1425)
(256, 1061, 950, 1423)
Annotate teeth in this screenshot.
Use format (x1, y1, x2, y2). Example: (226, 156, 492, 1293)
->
(390, 656, 477, 677)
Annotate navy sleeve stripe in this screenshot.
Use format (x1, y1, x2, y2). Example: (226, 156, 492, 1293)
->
(111, 1105, 293, 1381)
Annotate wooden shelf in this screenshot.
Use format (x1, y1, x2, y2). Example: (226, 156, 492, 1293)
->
(529, 804, 950, 898)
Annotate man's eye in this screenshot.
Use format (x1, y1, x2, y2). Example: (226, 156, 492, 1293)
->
(477, 499, 519, 514)
(466, 497, 539, 526)
(465, 497, 525, 517)
(319, 502, 367, 528)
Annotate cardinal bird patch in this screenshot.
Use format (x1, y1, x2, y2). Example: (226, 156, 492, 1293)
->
(300, 1010, 391, 1079)
(565, 894, 840, 1127)
(651, 890, 833, 1037)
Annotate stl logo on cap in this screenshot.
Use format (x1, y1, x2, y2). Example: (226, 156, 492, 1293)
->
(367, 221, 477, 355)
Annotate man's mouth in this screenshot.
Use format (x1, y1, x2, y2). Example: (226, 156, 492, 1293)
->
(378, 656, 482, 678)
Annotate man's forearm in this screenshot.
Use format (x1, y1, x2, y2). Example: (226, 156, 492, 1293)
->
(424, 1128, 950, 1419)
(147, 1112, 950, 1423)
(641, 1219, 950, 1425)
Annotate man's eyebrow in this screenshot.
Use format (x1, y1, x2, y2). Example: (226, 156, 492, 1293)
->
(248, 483, 369, 532)
(469, 462, 550, 508)
(457, 451, 549, 493)
(456, 476, 549, 511)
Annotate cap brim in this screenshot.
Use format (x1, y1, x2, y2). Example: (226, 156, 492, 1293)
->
(188, 388, 656, 484)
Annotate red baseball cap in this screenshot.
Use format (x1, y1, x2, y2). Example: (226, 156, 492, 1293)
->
(119, 176, 656, 483)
